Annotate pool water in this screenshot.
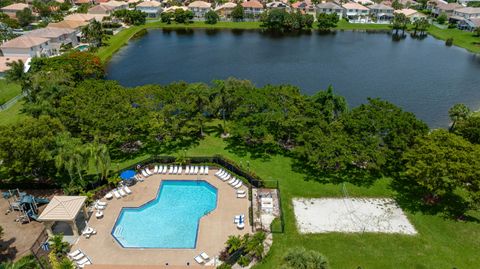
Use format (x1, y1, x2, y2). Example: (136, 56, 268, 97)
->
(112, 180, 218, 248)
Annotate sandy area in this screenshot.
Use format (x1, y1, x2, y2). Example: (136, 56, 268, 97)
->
(293, 198, 417, 235)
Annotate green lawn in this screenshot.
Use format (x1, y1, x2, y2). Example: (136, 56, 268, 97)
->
(0, 100, 27, 126)
(111, 131, 480, 268)
(428, 25, 480, 53)
(335, 20, 391, 30)
(0, 80, 21, 105)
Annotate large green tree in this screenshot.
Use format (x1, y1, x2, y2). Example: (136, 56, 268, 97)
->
(231, 4, 244, 21)
(316, 13, 339, 31)
(448, 103, 470, 130)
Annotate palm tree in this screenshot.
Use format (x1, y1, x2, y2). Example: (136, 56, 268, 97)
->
(5, 60, 25, 84)
(82, 20, 104, 48)
(0, 256, 38, 269)
(311, 85, 348, 122)
(245, 232, 266, 259)
(226, 235, 243, 254)
(87, 140, 111, 180)
(282, 247, 329, 269)
(448, 103, 470, 130)
(49, 234, 69, 255)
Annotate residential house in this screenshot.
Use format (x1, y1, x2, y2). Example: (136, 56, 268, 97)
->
(291, 1, 316, 17)
(266, 1, 290, 11)
(457, 18, 480, 31)
(214, 2, 237, 19)
(188, 1, 212, 19)
(48, 20, 89, 31)
(242, 0, 264, 18)
(88, 4, 116, 15)
(427, 0, 461, 17)
(0, 3, 30, 18)
(342, 2, 370, 23)
(63, 13, 107, 22)
(102, 0, 129, 10)
(74, 0, 92, 5)
(316, 2, 344, 20)
(136, 1, 162, 18)
(0, 35, 51, 57)
(452, 7, 480, 20)
(394, 8, 427, 21)
(25, 27, 78, 54)
(369, 3, 394, 23)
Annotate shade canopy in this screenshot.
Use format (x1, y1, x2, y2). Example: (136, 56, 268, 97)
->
(38, 196, 86, 222)
(120, 170, 135, 180)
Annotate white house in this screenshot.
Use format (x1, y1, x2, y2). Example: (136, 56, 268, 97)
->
(457, 17, 480, 31)
(342, 2, 370, 23)
(452, 7, 480, 20)
(136, 1, 162, 18)
(369, 3, 394, 23)
(0, 35, 52, 57)
(0, 3, 30, 18)
(241, 0, 264, 18)
(188, 1, 212, 19)
(316, 2, 344, 20)
(214, 2, 237, 19)
(25, 27, 79, 55)
(394, 8, 427, 21)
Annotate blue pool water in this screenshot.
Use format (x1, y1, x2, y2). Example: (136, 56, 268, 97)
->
(112, 180, 218, 248)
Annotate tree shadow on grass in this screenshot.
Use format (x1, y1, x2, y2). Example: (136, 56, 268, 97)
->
(390, 177, 480, 222)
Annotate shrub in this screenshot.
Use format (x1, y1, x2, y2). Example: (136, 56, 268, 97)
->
(205, 10, 219, 25)
(238, 255, 251, 267)
(445, 38, 454, 46)
(282, 247, 329, 269)
(217, 263, 232, 269)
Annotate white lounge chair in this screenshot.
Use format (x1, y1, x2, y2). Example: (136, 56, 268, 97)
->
(234, 181, 243, 189)
(76, 257, 89, 265)
(215, 169, 223, 176)
(222, 174, 231, 181)
(237, 192, 247, 198)
(173, 166, 178, 174)
(194, 166, 199, 174)
(237, 221, 245, 229)
(96, 200, 107, 207)
(216, 170, 225, 179)
(146, 168, 153, 176)
(141, 170, 148, 177)
(118, 188, 127, 197)
(199, 166, 204, 175)
(237, 190, 246, 194)
(230, 179, 239, 186)
(113, 189, 121, 199)
(194, 255, 204, 264)
(79, 261, 91, 268)
(94, 204, 105, 210)
(154, 165, 159, 174)
(124, 186, 132, 194)
(68, 250, 82, 258)
(200, 252, 210, 261)
(168, 166, 173, 174)
(204, 166, 209, 175)
(185, 166, 190, 174)
(162, 166, 167, 174)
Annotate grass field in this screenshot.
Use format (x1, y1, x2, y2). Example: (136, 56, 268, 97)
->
(0, 100, 27, 126)
(428, 25, 480, 54)
(111, 129, 480, 269)
(0, 80, 21, 105)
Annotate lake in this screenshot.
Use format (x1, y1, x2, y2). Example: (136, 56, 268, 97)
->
(106, 28, 480, 127)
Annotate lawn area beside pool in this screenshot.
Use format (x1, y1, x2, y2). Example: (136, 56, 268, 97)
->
(156, 134, 479, 269)
(74, 168, 250, 266)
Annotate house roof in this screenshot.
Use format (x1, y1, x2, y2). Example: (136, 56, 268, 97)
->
(241, 0, 263, 8)
(342, 2, 369, 10)
(137, 1, 161, 7)
(1, 3, 30, 11)
(75, 0, 92, 4)
(48, 20, 89, 29)
(163, 5, 188, 12)
(0, 56, 30, 72)
(369, 3, 393, 10)
(436, 2, 461, 11)
(353, 0, 374, 5)
(317, 2, 342, 9)
(64, 13, 106, 21)
(470, 18, 480, 27)
(394, 8, 424, 17)
(0, 35, 49, 49)
(88, 4, 115, 13)
(103, 0, 126, 7)
(266, 1, 289, 8)
(455, 7, 480, 14)
(26, 27, 76, 39)
(188, 1, 211, 8)
(38, 196, 87, 221)
(214, 2, 237, 11)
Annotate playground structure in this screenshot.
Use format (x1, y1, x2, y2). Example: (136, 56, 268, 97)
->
(2, 189, 50, 223)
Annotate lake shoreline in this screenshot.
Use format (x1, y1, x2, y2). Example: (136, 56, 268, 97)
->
(96, 21, 480, 64)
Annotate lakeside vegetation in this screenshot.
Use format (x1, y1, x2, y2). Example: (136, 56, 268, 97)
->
(1, 52, 480, 268)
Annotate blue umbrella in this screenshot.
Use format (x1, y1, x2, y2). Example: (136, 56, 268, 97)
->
(120, 170, 136, 181)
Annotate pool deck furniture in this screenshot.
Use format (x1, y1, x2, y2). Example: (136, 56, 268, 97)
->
(95, 211, 103, 219)
(118, 188, 127, 197)
(113, 189, 121, 199)
(194, 255, 204, 264)
(105, 192, 113, 200)
(73, 168, 250, 266)
(123, 186, 132, 195)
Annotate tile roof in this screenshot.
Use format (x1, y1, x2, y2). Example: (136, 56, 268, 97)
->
(38, 196, 87, 221)
(26, 27, 76, 39)
(137, 1, 161, 7)
(0, 35, 49, 49)
(0, 3, 30, 11)
(188, 1, 212, 8)
(342, 2, 369, 10)
(369, 3, 393, 10)
(455, 7, 480, 14)
(317, 2, 342, 9)
(48, 20, 89, 29)
(214, 2, 237, 11)
(241, 0, 263, 8)
(0, 56, 30, 72)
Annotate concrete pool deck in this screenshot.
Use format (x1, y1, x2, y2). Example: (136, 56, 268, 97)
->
(75, 168, 251, 266)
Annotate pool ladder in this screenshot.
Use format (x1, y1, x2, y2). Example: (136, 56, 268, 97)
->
(114, 226, 125, 241)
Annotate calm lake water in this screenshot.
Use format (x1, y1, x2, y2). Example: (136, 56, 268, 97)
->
(106, 29, 480, 127)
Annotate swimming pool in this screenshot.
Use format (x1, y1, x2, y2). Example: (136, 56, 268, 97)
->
(112, 180, 218, 248)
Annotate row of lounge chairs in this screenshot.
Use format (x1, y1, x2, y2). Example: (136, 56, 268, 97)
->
(68, 249, 92, 268)
(215, 169, 243, 189)
(194, 252, 210, 264)
(112, 185, 132, 199)
(138, 165, 209, 179)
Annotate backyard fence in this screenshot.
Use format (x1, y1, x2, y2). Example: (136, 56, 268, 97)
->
(0, 93, 25, 111)
(29, 228, 50, 269)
